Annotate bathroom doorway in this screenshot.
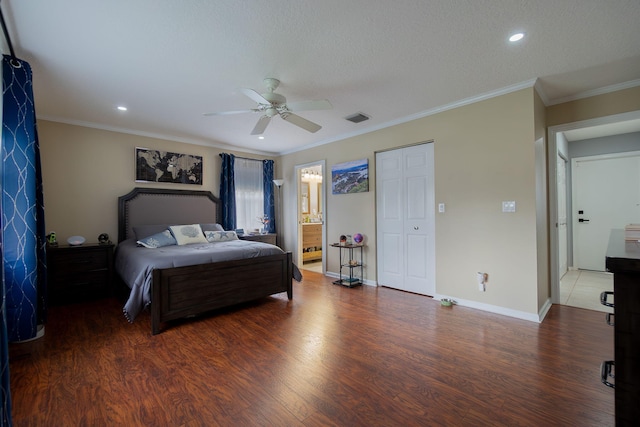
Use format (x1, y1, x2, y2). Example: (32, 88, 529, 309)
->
(297, 161, 325, 273)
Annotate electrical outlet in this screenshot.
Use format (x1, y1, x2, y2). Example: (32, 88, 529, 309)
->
(477, 272, 485, 291)
(477, 272, 488, 291)
(502, 201, 516, 213)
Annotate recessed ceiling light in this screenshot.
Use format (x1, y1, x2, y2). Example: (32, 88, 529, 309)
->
(116, 106, 128, 111)
(258, 136, 264, 140)
(509, 32, 524, 42)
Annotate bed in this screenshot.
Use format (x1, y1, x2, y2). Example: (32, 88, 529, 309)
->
(116, 187, 293, 334)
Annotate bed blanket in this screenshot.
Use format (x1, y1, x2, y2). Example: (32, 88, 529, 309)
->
(115, 239, 292, 322)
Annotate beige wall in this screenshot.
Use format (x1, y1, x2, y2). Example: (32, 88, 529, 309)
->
(38, 121, 273, 244)
(281, 88, 543, 315)
(37, 84, 640, 320)
(547, 86, 640, 127)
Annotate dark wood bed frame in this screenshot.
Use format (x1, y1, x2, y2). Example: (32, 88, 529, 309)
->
(118, 187, 293, 335)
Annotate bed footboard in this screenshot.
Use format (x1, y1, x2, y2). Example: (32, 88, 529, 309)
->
(151, 252, 292, 334)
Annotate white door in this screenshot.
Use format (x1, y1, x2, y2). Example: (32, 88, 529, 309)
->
(573, 152, 640, 271)
(557, 153, 568, 277)
(376, 143, 435, 295)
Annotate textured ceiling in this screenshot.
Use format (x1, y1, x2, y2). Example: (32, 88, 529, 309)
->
(3, 0, 640, 154)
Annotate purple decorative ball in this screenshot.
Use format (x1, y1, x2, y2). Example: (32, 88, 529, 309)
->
(353, 233, 364, 244)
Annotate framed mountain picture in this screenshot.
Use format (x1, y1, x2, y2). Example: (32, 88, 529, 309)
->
(331, 158, 369, 194)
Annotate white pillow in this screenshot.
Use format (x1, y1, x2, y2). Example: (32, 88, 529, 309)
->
(205, 230, 238, 242)
(169, 224, 208, 245)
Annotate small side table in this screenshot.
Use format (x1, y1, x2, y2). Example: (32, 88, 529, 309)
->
(47, 243, 114, 305)
(239, 233, 277, 246)
(330, 243, 363, 287)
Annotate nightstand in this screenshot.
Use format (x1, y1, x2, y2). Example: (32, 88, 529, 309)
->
(238, 233, 277, 246)
(47, 243, 114, 304)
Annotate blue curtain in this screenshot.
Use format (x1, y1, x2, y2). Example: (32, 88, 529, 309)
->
(219, 153, 236, 231)
(2, 54, 47, 347)
(262, 160, 275, 233)
(0, 97, 10, 427)
(1, 53, 47, 426)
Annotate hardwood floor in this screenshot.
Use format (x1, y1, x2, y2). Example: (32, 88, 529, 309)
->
(9, 271, 614, 426)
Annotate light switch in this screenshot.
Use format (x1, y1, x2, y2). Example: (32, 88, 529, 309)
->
(438, 203, 445, 213)
(502, 201, 516, 213)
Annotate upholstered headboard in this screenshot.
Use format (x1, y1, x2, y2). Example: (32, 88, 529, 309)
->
(118, 187, 222, 243)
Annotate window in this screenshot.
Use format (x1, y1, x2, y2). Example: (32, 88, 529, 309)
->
(234, 158, 264, 231)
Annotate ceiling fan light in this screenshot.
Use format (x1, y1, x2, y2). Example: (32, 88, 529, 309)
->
(210, 79, 328, 135)
(266, 107, 278, 117)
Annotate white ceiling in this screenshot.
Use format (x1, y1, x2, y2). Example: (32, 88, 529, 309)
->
(3, 0, 640, 155)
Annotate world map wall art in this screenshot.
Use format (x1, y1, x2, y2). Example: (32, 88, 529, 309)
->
(135, 147, 203, 185)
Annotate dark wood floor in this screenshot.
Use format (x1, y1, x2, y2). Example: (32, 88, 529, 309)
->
(9, 271, 614, 426)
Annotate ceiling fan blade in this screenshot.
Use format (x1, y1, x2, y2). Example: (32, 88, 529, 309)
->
(286, 99, 332, 112)
(281, 113, 322, 133)
(241, 88, 270, 105)
(251, 115, 272, 135)
(202, 109, 257, 116)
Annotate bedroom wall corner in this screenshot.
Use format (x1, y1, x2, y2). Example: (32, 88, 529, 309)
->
(38, 120, 274, 244)
(280, 88, 542, 316)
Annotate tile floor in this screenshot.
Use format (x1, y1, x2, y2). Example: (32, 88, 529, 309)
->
(301, 260, 323, 274)
(560, 269, 614, 313)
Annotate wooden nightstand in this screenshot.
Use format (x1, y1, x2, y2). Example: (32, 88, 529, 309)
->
(47, 243, 114, 304)
(238, 233, 277, 246)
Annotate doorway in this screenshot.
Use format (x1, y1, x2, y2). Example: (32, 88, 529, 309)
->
(549, 110, 640, 306)
(557, 152, 568, 279)
(296, 161, 325, 273)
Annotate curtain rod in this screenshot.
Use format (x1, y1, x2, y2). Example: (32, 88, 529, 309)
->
(0, 0, 20, 66)
(219, 153, 265, 162)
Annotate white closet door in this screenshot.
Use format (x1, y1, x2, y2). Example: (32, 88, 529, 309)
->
(376, 143, 435, 295)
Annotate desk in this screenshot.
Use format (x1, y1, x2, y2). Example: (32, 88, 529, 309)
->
(604, 229, 640, 425)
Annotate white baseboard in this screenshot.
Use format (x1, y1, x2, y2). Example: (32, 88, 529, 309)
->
(323, 273, 550, 322)
(538, 298, 552, 322)
(433, 294, 550, 323)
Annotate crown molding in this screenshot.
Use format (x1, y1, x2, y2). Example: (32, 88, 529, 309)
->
(280, 79, 538, 155)
(36, 115, 277, 156)
(546, 79, 640, 106)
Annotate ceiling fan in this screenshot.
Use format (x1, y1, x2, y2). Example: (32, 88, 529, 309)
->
(204, 78, 332, 135)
